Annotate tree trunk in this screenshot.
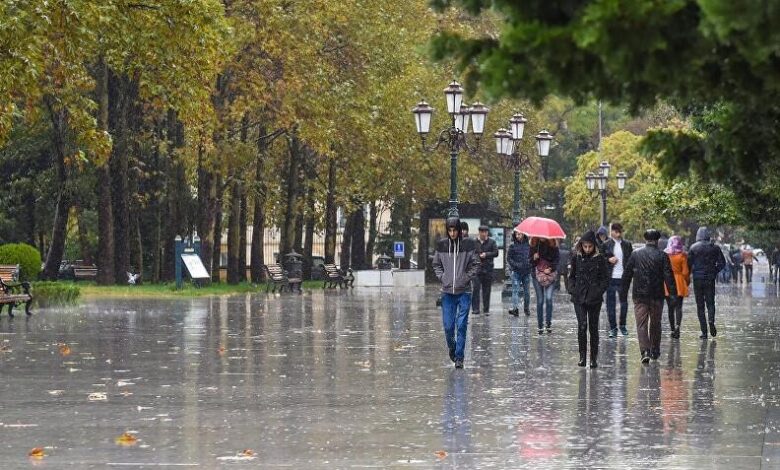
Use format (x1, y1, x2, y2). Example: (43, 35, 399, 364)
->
(417, 208, 430, 271)
(74, 204, 91, 263)
(350, 206, 366, 269)
(108, 70, 137, 284)
(162, 110, 186, 282)
(250, 127, 268, 283)
(340, 209, 353, 269)
(41, 97, 71, 281)
(239, 188, 248, 282)
(95, 58, 115, 284)
(280, 129, 301, 255)
(324, 159, 337, 264)
(366, 201, 377, 268)
(197, 148, 217, 280)
(303, 186, 315, 280)
(212, 174, 224, 283)
(227, 177, 242, 284)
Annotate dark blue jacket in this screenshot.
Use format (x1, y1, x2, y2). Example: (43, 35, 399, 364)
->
(507, 238, 531, 276)
(688, 227, 727, 281)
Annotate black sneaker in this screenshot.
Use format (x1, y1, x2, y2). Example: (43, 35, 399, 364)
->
(508, 308, 519, 317)
(578, 357, 586, 367)
(546, 327, 552, 334)
(484, 310, 490, 316)
(524, 309, 530, 316)
(709, 322, 717, 337)
(472, 310, 481, 315)
(590, 360, 598, 369)
(650, 350, 660, 360)
(449, 349, 456, 363)
(454, 359, 464, 369)
(641, 351, 651, 364)
(538, 329, 544, 335)
(699, 332, 708, 340)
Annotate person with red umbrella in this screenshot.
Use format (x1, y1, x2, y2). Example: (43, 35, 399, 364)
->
(516, 217, 565, 335)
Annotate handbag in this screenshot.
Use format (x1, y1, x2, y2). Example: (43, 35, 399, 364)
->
(535, 259, 557, 287)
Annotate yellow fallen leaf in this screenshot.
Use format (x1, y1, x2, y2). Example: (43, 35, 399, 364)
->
(59, 344, 71, 356)
(28, 447, 45, 458)
(218, 346, 226, 355)
(434, 450, 447, 459)
(115, 432, 138, 446)
(239, 449, 255, 457)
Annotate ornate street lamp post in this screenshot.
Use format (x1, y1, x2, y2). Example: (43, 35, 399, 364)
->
(495, 112, 553, 225)
(585, 161, 628, 227)
(412, 81, 488, 218)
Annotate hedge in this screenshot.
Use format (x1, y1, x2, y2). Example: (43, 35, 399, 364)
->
(0, 243, 42, 281)
(32, 282, 80, 306)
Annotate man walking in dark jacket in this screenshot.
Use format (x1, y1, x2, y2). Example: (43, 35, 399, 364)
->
(603, 223, 633, 337)
(507, 231, 531, 316)
(472, 225, 498, 315)
(433, 217, 481, 368)
(621, 229, 677, 363)
(688, 227, 727, 339)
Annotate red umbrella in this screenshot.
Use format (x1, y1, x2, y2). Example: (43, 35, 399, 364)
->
(514, 217, 566, 239)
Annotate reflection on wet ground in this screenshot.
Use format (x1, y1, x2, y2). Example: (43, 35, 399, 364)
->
(0, 283, 779, 468)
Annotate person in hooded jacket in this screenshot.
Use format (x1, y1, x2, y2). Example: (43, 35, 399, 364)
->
(664, 236, 690, 339)
(507, 230, 532, 316)
(687, 227, 726, 339)
(471, 225, 499, 315)
(621, 229, 677, 363)
(568, 230, 610, 368)
(596, 226, 609, 255)
(433, 217, 481, 368)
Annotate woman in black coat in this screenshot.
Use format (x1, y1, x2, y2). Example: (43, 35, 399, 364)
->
(569, 230, 610, 368)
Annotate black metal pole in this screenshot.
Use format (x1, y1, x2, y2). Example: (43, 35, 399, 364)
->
(600, 190, 608, 228)
(512, 166, 521, 225)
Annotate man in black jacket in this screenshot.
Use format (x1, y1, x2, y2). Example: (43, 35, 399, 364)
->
(621, 229, 677, 363)
(688, 227, 726, 339)
(472, 225, 499, 315)
(603, 223, 633, 337)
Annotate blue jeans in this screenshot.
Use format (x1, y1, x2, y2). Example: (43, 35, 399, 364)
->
(606, 278, 628, 330)
(532, 276, 555, 329)
(511, 271, 531, 312)
(441, 293, 471, 361)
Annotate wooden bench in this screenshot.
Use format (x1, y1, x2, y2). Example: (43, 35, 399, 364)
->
(73, 265, 98, 281)
(0, 265, 31, 318)
(264, 264, 290, 293)
(323, 264, 344, 288)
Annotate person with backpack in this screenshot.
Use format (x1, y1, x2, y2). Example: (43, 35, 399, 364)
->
(530, 237, 560, 335)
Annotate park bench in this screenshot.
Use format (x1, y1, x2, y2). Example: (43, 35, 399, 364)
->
(323, 264, 353, 289)
(264, 264, 290, 293)
(0, 264, 32, 318)
(73, 265, 98, 281)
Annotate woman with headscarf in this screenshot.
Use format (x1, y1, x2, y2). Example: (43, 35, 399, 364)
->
(529, 237, 560, 335)
(664, 235, 690, 339)
(568, 230, 610, 367)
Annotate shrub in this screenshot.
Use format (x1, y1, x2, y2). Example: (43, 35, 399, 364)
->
(31, 282, 80, 306)
(0, 243, 42, 281)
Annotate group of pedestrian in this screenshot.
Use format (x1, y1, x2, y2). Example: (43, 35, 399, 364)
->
(433, 215, 731, 369)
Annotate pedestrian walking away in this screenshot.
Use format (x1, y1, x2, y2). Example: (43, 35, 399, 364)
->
(507, 230, 532, 316)
(688, 227, 726, 339)
(664, 236, 690, 339)
(472, 225, 498, 315)
(530, 237, 560, 335)
(742, 244, 754, 283)
(621, 229, 677, 364)
(603, 223, 633, 338)
(432, 217, 480, 369)
(568, 230, 610, 368)
(730, 247, 743, 283)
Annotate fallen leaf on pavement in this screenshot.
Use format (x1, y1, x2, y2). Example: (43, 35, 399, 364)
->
(28, 447, 45, 458)
(239, 449, 255, 457)
(434, 450, 447, 459)
(218, 346, 226, 355)
(59, 344, 71, 356)
(88, 392, 107, 401)
(115, 432, 138, 446)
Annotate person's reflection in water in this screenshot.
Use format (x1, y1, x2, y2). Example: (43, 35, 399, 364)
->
(568, 370, 607, 465)
(626, 364, 668, 466)
(689, 340, 717, 451)
(441, 370, 472, 458)
(661, 339, 689, 445)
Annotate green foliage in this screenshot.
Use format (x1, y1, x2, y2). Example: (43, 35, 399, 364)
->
(32, 281, 80, 306)
(0, 243, 41, 281)
(431, 0, 780, 223)
(647, 178, 741, 228)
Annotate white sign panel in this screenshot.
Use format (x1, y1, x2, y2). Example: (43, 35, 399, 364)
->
(181, 253, 210, 279)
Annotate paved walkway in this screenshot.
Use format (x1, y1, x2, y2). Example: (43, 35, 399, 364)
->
(0, 281, 779, 468)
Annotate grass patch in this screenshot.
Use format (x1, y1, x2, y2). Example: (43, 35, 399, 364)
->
(78, 280, 325, 298)
(32, 281, 80, 306)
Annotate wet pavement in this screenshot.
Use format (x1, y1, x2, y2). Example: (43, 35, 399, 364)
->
(1, 280, 780, 468)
